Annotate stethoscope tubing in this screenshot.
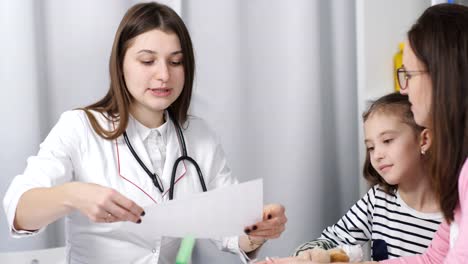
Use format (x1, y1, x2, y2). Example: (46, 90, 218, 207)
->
(169, 155, 207, 200)
(123, 132, 164, 193)
(124, 109, 208, 200)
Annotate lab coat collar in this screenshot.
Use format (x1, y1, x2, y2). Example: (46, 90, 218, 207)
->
(116, 112, 186, 204)
(131, 113, 168, 145)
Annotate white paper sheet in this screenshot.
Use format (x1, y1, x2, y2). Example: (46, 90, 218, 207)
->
(122, 179, 263, 239)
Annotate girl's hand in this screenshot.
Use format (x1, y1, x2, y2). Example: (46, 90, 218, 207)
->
(244, 204, 287, 241)
(66, 182, 144, 223)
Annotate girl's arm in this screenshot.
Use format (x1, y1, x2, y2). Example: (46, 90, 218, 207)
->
(292, 187, 376, 258)
(293, 239, 338, 256)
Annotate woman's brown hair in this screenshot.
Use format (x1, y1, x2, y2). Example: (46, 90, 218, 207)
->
(407, 4, 468, 222)
(362, 92, 424, 194)
(81, 2, 195, 140)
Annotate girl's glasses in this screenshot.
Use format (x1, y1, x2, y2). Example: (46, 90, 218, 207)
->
(396, 66, 427, 90)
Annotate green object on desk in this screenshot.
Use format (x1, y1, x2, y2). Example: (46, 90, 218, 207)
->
(176, 236, 196, 264)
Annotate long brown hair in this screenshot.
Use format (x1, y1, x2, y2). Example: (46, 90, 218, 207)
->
(408, 4, 468, 222)
(81, 2, 195, 140)
(362, 93, 424, 194)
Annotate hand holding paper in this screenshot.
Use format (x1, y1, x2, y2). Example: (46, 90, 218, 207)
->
(245, 204, 287, 239)
(122, 179, 263, 239)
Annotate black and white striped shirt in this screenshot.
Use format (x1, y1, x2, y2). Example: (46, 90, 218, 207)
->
(294, 185, 442, 259)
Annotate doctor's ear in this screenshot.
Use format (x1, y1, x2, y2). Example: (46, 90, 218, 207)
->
(419, 128, 432, 155)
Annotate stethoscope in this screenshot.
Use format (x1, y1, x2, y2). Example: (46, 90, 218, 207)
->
(123, 110, 207, 200)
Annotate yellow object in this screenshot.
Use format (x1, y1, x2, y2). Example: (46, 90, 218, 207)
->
(393, 42, 404, 91)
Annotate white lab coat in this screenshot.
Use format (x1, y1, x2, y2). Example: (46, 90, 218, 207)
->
(3, 110, 250, 263)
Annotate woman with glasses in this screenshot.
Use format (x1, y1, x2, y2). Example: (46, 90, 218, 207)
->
(382, 4, 468, 263)
(257, 3, 468, 264)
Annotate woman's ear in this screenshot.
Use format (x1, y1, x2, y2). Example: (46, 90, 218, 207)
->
(419, 128, 432, 155)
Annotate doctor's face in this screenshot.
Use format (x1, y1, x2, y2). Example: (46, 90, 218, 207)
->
(123, 29, 185, 117)
(401, 41, 432, 127)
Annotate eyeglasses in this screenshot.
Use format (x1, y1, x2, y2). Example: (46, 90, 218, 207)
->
(396, 66, 427, 90)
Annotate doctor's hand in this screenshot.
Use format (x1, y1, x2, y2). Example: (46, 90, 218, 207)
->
(242, 204, 287, 247)
(245, 204, 287, 239)
(239, 204, 286, 253)
(64, 182, 144, 224)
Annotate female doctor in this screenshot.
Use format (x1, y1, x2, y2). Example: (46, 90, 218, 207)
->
(3, 2, 287, 263)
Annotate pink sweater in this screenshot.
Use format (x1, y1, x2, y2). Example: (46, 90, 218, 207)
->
(382, 158, 468, 264)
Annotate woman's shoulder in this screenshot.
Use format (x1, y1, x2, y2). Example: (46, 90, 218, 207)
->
(185, 114, 207, 125)
(70, 109, 114, 125)
(185, 115, 216, 135)
(55, 109, 89, 128)
(59, 109, 105, 120)
(56, 109, 114, 135)
(183, 115, 221, 145)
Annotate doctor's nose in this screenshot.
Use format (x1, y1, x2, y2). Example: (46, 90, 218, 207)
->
(153, 61, 170, 83)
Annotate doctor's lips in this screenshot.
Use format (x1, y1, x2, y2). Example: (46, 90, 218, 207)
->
(148, 87, 172, 97)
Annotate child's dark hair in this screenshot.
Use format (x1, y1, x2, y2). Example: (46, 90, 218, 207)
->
(362, 92, 425, 194)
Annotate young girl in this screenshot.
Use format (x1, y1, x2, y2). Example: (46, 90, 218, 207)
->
(291, 92, 441, 261)
(2, 2, 286, 263)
